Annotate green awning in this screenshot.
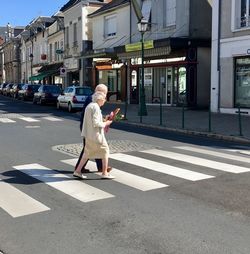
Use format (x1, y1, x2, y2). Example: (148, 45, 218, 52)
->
(29, 70, 59, 81)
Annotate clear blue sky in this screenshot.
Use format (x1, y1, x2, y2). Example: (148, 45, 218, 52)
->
(0, 0, 68, 27)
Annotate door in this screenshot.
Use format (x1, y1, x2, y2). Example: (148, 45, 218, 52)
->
(130, 70, 139, 104)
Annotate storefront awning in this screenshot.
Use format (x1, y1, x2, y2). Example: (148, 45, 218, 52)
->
(29, 70, 58, 81)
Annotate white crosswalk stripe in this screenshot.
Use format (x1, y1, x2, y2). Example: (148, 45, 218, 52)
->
(175, 146, 250, 164)
(0, 115, 63, 123)
(18, 117, 40, 122)
(0, 178, 50, 218)
(0, 118, 16, 123)
(42, 116, 63, 122)
(62, 159, 168, 191)
(109, 153, 214, 181)
(13, 163, 114, 203)
(142, 149, 250, 174)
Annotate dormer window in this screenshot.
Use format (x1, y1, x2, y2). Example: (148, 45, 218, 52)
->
(104, 15, 117, 38)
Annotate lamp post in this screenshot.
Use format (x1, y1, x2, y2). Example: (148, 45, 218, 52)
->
(137, 19, 148, 121)
(29, 53, 33, 84)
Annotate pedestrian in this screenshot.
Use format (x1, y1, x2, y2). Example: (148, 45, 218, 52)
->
(73, 91, 115, 179)
(75, 84, 112, 173)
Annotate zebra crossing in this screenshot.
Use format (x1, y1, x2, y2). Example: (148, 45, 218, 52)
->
(0, 114, 63, 123)
(1, 145, 250, 218)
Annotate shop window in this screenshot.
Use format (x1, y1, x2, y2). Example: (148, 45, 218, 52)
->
(235, 57, 250, 107)
(104, 15, 117, 38)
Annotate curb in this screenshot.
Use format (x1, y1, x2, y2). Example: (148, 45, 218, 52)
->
(114, 120, 250, 145)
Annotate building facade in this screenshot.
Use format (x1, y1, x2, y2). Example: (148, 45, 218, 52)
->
(60, 0, 106, 87)
(211, 0, 250, 114)
(89, 0, 212, 106)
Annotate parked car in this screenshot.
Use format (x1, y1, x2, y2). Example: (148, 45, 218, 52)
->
(18, 84, 40, 100)
(0, 83, 7, 94)
(57, 86, 93, 112)
(33, 85, 61, 105)
(3, 83, 13, 96)
(11, 83, 24, 99)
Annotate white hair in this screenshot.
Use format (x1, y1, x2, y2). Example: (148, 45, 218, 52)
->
(95, 84, 108, 94)
(92, 91, 106, 103)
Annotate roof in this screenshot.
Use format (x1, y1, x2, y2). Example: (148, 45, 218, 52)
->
(60, 0, 105, 12)
(88, 0, 130, 17)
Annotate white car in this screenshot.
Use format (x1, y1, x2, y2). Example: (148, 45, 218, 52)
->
(57, 86, 93, 112)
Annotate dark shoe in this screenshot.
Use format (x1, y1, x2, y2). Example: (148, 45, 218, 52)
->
(81, 168, 90, 173)
(98, 166, 112, 173)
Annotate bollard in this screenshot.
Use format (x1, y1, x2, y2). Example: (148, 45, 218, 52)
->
(238, 105, 243, 136)
(160, 97, 163, 125)
(208, 106, 212, 132)
(182, 103, 185, 129)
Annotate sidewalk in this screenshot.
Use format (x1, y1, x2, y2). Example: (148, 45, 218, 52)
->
(102, 102, 250, 144)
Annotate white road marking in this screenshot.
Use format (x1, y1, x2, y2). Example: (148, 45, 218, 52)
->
(13, 163, 114, 203)
(25, 126, 40, 128)
(142, 149, 250, 174)
(18, 117, 40, 122)
(175, 146, 250, 164)
(0, 118, 16, 123)
(62, 159, 168, 191)
(42, 116, 63, 122)
(0, 179, 50, 218)
(109, 153, 214, 181)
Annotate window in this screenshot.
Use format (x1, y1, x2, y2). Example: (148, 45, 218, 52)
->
(73, 23, 77, 44)
(104, 15, 117, 38)
(65, 27, 69, 47)
(49, 43, 52, 62)
(164, 0, 176, 27)
(234, 0, 250, 29)
(235, 57, 250, 107)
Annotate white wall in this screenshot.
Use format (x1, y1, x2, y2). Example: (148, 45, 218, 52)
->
(91, 5, 131, 49)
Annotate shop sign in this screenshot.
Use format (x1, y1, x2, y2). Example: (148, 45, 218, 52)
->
(125, 40, 154, 52)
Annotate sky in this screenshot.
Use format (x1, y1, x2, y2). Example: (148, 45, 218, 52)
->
(0, 0, 68, 27)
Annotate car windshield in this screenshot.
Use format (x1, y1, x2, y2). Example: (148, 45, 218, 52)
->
(75, 87, 92, 96)
(31, 85, 40, 92)
(44, 86, 61, 93)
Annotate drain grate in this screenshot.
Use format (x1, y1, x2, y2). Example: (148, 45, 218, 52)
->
(52, 140, 160, 157)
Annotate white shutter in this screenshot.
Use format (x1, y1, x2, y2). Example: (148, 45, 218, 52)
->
(105, 15, 117, 37)
(166, 0, 176, 26)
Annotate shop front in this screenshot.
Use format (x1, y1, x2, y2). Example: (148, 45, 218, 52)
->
(117, 38, 202, 107)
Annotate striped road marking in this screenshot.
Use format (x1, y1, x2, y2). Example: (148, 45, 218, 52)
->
(13, 163, 114, 203)
(142, 149, 250, 174)
(0, 118, 16, 123)
(62, 159, 168, 191)
(0, 179, 50, 218)
(42, 116, 63, 122)
(109, 153, 214, 181)
(18, 117, 40, 122)
(175, 146, 250, 164)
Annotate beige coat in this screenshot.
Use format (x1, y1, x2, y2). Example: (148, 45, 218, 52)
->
(81, 102, 105, 141)
(81, 102, 108, 159)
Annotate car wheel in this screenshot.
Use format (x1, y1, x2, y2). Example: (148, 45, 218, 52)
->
(39, 98, 44, 105)
(68, 103, 73, 113)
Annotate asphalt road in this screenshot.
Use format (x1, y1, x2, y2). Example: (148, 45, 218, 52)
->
(1, 95, 250, 254)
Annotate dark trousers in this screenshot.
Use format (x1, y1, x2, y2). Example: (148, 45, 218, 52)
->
(75, 139, 102, 171)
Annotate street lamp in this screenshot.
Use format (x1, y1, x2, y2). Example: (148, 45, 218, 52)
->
(137, 19, 148, 120)
(29, 53, 33, 83)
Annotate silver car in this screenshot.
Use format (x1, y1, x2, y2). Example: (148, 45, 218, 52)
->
(57, 86, 93, 112)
